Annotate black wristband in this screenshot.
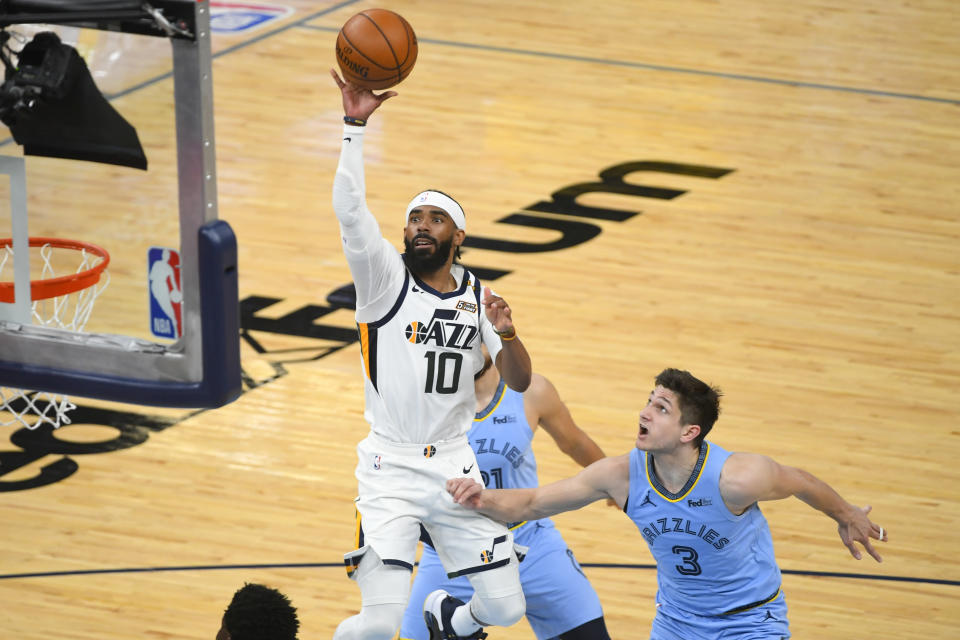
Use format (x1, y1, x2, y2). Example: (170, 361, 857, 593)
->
(343, 115, 366, 126)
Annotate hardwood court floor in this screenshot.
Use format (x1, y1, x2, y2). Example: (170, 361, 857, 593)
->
(1, 1, 958, 638)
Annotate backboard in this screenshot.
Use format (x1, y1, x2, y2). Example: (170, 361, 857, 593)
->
(0, 0, 239, 408)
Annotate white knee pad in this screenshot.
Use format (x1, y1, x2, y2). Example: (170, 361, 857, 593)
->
(334, 548, 411, 640)
(464, 558, 525, 627)
(334, 602, 406, 640)
(355, 549, 411, 606)
(469, 590, 526, 628)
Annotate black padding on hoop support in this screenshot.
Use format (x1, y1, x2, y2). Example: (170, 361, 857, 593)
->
(2, 32, 148, 170)
(194, 218, 241, 406)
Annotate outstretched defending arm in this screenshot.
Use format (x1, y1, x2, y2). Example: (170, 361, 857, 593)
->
(720, 453, 887, 562)
(528, 373, 606, 468)
(447, 454, 630, 523)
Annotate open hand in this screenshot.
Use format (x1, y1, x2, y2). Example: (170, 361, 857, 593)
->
(330, 68, 397, 122)
(482, 286, 515, 334)
(838, 504, 886, 562)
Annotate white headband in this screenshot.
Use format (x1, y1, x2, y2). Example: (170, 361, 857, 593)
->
(405, 190, 466, 230)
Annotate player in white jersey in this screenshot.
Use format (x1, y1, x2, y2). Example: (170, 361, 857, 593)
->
(447, 368, 888, 639)
(330, 70, 532, 640)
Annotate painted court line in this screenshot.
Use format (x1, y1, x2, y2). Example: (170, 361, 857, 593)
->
(1, 562, 956, 588)
(302, 23, 959, 106)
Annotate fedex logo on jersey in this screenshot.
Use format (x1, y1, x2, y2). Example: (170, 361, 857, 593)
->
(148, 247, 183, 339)
(209, 2, 292, 34)
(404, 308, 478, 350)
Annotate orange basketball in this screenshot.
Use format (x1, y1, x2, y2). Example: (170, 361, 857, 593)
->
(335, 9, 418, 90)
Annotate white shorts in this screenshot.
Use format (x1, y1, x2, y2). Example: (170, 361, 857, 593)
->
(345, 432, 519, 591)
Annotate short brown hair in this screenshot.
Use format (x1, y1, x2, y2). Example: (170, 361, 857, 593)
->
(654, 368, 722, 447)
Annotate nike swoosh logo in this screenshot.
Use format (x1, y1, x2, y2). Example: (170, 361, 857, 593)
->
(412, 286, 421, 292)
(343, 137, 352, 142)
(462, 464, 474, 474)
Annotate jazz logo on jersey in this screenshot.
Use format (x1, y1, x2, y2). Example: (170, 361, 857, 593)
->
(147, 247, 183, 339)
(479, 534, 507, 565)
(423, 445, 437, 458)
(404, 308, 478, 349)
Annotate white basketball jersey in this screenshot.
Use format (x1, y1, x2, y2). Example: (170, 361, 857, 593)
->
(356, 262, 501, 444)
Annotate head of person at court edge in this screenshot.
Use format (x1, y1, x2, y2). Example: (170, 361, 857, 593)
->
(217, 583, 299, 640)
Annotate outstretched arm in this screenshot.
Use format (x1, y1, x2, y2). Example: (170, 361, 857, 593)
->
(528, 374, 606, 468)
(329, 69, 402, 310)
(447, 454, 630, 522)
(330, 68, 396, 230)
(720, 453, 887, 562)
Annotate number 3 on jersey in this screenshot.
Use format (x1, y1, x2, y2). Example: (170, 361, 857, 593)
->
(423, 351, 463, 394)
(672, 545, 702, 575)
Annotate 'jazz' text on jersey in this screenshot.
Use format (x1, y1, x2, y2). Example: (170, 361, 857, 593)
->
(405, 308, 478, 350)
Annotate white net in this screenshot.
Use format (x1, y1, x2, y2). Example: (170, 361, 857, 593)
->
(0, 240, 109, 429)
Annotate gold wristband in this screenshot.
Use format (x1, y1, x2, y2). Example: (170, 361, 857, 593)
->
(496, 327, 517, 341)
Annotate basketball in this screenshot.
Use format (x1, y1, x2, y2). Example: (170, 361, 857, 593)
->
(336, 9, 418, 90)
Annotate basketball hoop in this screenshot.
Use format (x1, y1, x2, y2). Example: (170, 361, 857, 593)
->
(0, 237, 110, 429)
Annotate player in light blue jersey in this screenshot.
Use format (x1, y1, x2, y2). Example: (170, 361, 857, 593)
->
(447, 368, 888, 639)
(401, 351, 611, 640)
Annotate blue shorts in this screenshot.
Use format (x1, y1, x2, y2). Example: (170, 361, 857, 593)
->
(400, 520, 604, 640)
(650, 590, 790, 640)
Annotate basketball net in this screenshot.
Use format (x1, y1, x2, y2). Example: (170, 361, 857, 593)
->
(0, 239, 110, 429)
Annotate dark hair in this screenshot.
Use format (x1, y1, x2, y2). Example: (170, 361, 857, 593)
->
(654, 368, 722, 447)
(223, 583, 299, 640)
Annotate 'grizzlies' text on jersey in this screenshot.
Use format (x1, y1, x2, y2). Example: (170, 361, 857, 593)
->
(471, 379, 540, 496)
(626, 442, 782, 616)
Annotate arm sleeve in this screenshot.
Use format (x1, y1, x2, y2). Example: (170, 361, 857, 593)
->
(332, 123, 404, 314)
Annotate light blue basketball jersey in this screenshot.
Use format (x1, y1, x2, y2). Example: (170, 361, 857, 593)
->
(400, 379, 604, 640)
(626, 442, 783, 617)
(472, 379, 542, 531)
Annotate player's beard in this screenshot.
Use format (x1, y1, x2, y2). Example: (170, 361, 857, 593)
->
(403, 234, 454, 274)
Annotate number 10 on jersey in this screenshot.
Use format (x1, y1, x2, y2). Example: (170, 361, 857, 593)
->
(424, 351, 463, 394)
